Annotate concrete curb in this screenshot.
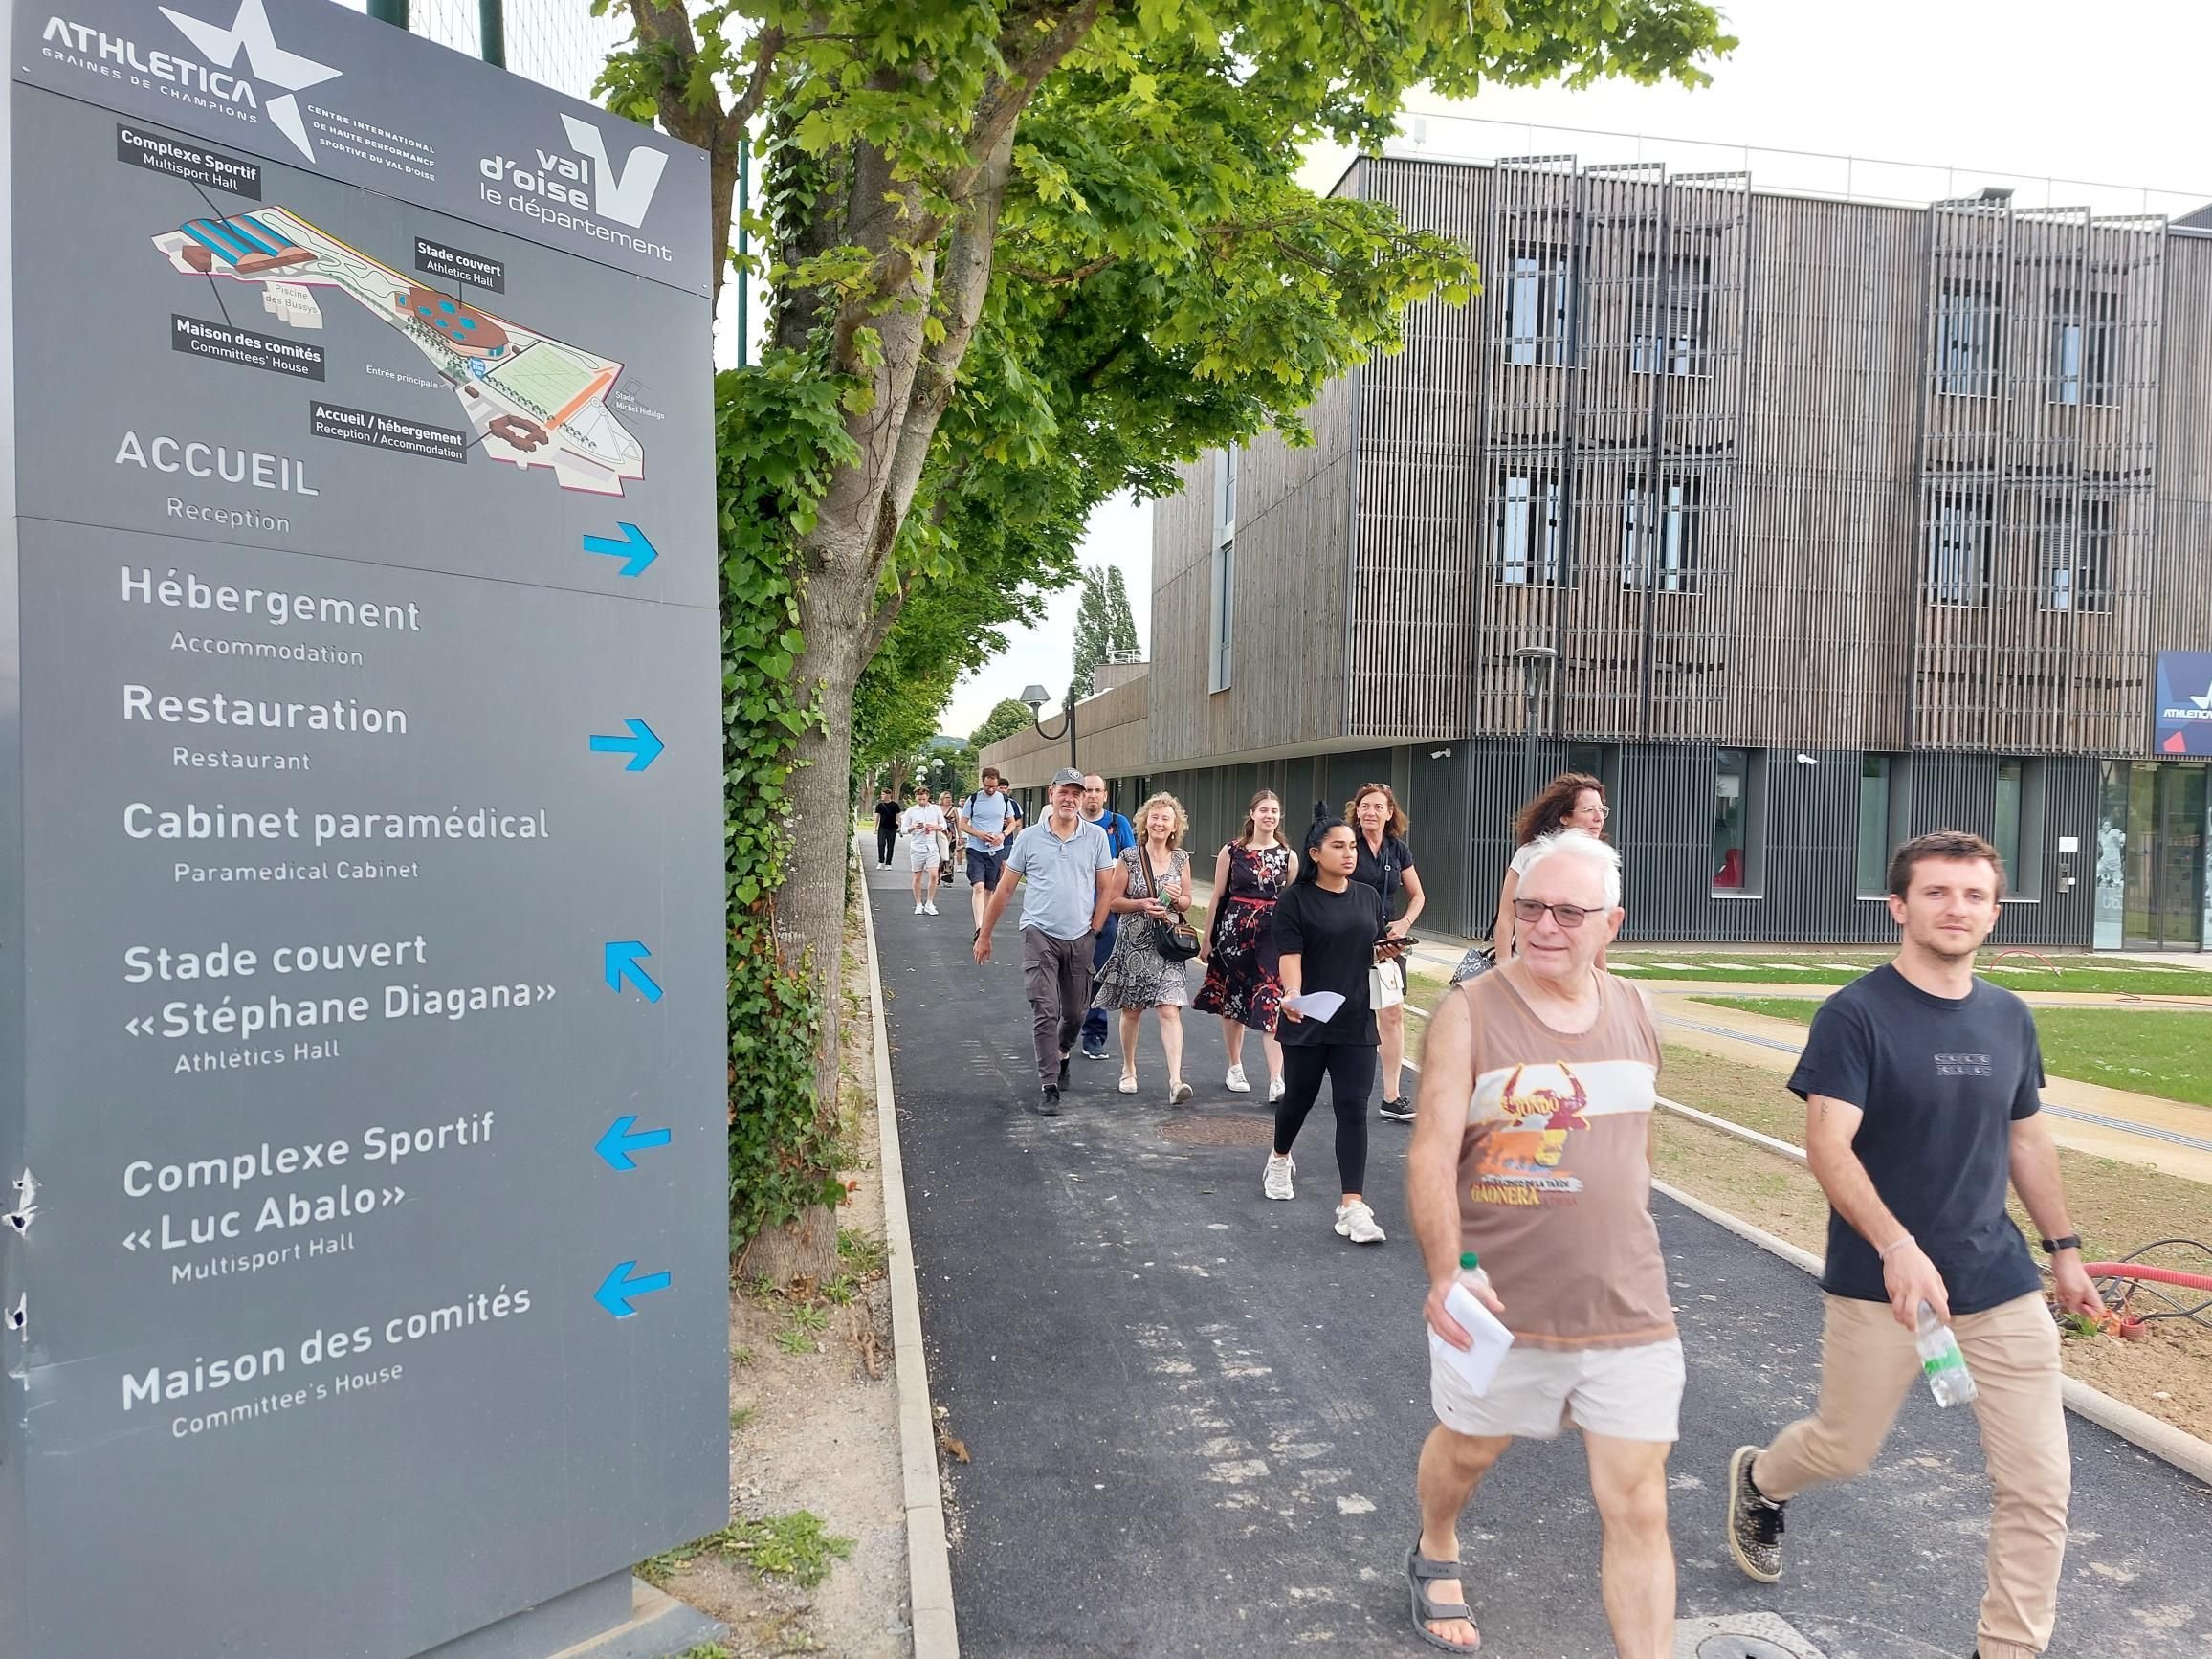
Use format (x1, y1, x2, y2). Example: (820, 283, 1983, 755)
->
(1652, 1179, 2212, 1490)
(857, 851, 962, 1659)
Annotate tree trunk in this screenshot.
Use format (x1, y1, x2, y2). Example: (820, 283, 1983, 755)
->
(741, 562, 871, 1283)
(735, 1198, 838, 1290)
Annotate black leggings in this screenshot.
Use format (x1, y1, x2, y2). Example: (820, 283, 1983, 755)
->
(1272, 1042, 1376, 1194)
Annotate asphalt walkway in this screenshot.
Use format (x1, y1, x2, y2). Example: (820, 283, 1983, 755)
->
(869, 863, 2212, 1658)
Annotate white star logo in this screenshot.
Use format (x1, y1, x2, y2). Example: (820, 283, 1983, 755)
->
(2192, 683, 2212, 711)
(160, 0, 341, 161)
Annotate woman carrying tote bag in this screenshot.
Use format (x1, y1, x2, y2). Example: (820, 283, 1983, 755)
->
(1092, 792, 1198, 1103)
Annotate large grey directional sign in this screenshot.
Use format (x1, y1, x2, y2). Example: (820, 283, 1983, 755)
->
(0, 3, 729, 1656)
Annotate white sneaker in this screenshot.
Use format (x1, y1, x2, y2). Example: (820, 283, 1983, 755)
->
(924, 901, 939, 915)
(1263, 1153, 1295, 1201)
(914, 903, 924, 915)
(1267, 1075, 1286, 1102)
(1335, 1199, 1386, 1244)
(1118, 1073, 1138, 1095)
(1225, 1064, 1250, 1093)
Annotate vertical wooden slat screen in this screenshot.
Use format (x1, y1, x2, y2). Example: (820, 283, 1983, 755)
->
(1911, 200, 2166, 753)
(1471, 155, 1583, 736)
(1347, 158, 1487, 739)
(2152, 234, 2212, 698)
(1144, 154, 2198, 786)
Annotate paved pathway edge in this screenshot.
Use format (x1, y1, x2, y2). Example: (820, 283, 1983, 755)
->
(858, 852, 962, 1659)
(1652, 1180, 2212, 1490)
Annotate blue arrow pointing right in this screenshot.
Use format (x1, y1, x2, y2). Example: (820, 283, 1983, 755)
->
(595, 1114, 673, 1171)
(604, 940, 663, 1002)
(587, 719, 665, 772)
(583, 522, 658, 577)
(594, 1260, 672, 1318)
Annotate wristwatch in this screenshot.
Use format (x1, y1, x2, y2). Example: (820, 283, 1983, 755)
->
(2038, 1234, 2081, 1255)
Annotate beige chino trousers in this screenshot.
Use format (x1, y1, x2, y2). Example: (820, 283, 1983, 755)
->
(1754, 1291, 2069, 1659)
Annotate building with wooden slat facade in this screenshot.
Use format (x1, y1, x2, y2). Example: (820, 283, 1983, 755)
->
(1076, 153, 2212, 950)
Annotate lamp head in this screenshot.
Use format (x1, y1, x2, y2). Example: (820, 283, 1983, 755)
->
(1019, 683, 1051, 714)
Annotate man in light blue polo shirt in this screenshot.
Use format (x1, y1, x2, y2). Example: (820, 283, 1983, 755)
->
(974, 767, 1115, 1116)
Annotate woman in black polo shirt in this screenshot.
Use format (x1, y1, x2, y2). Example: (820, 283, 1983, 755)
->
(1346, 783, 1424, 1121)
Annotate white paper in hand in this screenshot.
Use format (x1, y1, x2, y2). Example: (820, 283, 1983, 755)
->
(1282, 990, 1346, 1021)
(1427, 1282, 1515, 1398)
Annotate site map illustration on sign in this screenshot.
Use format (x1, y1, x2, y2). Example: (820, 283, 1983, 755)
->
(151, 206, 646, 496)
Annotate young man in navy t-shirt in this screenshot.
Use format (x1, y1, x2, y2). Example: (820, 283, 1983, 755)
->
(1724, 830, 2103, 1659)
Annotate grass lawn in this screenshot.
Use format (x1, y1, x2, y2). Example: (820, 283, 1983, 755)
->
(1607, 947, 2212, 997)
(1692, 995, 2212, 1110)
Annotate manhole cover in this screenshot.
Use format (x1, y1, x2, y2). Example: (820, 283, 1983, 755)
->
(1674, 1614, 1824, 1659)
(1159, 1113, 1275, 1147)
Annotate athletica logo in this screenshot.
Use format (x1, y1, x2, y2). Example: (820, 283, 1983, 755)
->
(559, 114, 668, 228)
(160, 0, 340, 162)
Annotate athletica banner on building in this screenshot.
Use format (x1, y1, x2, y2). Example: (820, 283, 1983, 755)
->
(2155, 651, 2212, 755)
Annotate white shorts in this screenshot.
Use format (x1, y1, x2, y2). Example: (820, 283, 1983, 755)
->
(1431, 1337, 1684, 1443)
(908, 845, 939, 873)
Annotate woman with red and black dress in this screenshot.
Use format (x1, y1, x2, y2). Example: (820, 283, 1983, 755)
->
(1195, 790, 1298, 1102)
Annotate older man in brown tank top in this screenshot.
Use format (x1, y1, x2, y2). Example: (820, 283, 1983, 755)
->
(1402, 830, 1678, 1656)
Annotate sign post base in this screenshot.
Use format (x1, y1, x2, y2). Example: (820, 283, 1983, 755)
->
(418, 1574, 722, 1659)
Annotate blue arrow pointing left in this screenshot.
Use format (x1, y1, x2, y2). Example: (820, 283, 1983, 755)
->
(595, 1114, 673, 1171)
(604, 940, 663, 1003)
(594, 1260, 672, 1319)
(588, 719, 664, 772)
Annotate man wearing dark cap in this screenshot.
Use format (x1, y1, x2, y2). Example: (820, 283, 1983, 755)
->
(975, 767, 1116, 1115)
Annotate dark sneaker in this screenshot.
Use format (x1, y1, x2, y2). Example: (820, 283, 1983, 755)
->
(1081, 1043, 1109, 1061)
(1726, 1446, 1784, 1583)
(1378, 1096, 1416, 1122)
(1037, 1086, 1061, 1117)
(1057, 1053, 1072, 1089)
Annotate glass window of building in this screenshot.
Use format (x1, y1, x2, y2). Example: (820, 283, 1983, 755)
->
(2042, 496, 2112, 612)
(1927, 489, 1993, 606)
(1712, 748, 1759, 894)
(1936, 281, 2001, 397)
(2048, 289, 2117, 407)
(1505, 244, 1570, 366)
(1632, 254, 1711, 378)
(1622, 476, 1700, 592)
(1994, 758, 2043, 898)
(1497, 470, 1568, 586)
(1857, 755, 1898, 897)
(1209, 448, 1236, 692)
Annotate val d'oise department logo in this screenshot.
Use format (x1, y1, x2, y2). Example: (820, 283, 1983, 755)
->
(159, 0, 340, 161)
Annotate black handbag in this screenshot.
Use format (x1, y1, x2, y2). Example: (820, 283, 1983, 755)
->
(1137, 851, 1203, 962)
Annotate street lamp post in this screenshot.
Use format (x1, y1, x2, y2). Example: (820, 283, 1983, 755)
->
(1513, 644, 1559, 798)
(1021, 683, 1077, 773)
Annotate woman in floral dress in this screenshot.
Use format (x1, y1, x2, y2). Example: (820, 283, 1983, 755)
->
(1195, 789, 1297, 1102)
(1092, 792, 1197, 1103)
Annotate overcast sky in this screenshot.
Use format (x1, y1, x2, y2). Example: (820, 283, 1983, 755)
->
(938, 0, 2212, 734)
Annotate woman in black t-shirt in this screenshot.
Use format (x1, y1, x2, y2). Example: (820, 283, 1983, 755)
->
(1263, 815, 1410, 1246)
(1346, 783, 1425, 1121)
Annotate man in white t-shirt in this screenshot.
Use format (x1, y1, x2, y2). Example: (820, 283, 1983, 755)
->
(900, 788, 948, 915)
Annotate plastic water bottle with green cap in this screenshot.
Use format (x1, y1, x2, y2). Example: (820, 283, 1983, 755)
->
(1915, 1300, 1977, 1407)
(1429, 1251, 1513, 1397)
